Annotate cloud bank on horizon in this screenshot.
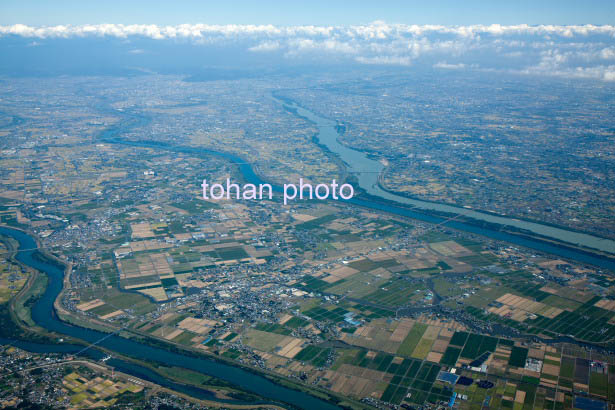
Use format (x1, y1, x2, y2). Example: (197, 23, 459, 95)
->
(2, 22, 615, 81)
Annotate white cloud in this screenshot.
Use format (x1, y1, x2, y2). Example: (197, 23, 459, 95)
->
(2, 22, 615, 81)
(355, 55, 413, 66)
(248, 41, 280, 52)
(600, 47, 615, 59)
(2, 22, 614, 41)
(434, 62, 466, 69)
(604, 69, 615, 81)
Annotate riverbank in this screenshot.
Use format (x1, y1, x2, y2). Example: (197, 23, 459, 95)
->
(0, 225, 351, 410)
(273, 95, 615, 256)
(376, 178, 615, 243)
(94, 100, 615, 268)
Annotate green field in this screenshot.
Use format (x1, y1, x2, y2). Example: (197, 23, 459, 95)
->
(508, 346, 528, 368)
(13, 272, 47, 327)
(294, 345, 331, 367)
(255, 322, 292, 335)
(216, 246, 249, 260)
(589, 372, 608, 397)
(89, 303, 118, 317)
(440, 346, 461, 366)
(397, 323, 427, 356)
(172, 331, 198, 345)
(304, 306, 349, 323)
(541, 294, 581, 311)
(449, 331, 469, 346)
(411, 338, 434, 359)
(364, 279, 422, 307)
(284, 316, 309, 329)
(460, 334, 498, 359)
(337, 348, 445, 406)
(242, 329, 286, 351)
(326, 271, 387, 297)
(460, 334, 483, 359)
(298, 275, 334, 292)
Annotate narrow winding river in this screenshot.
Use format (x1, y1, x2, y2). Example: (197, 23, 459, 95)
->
(0, 226, 341, 410)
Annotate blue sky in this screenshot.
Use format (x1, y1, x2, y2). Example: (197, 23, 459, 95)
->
(1, 0, 615, 26)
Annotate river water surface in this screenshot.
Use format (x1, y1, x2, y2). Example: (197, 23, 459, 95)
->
(0, 226, 341, 410)
(282, 100, 615, 256)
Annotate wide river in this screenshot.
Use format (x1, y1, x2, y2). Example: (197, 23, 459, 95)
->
(281, 99, 615, 256)
(96, 101, 615, 270)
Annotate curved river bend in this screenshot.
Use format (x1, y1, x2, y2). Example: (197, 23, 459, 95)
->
(0, 226, 341, 410)
(100, 103, 615, 271)
(281, 100, 615, 256)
